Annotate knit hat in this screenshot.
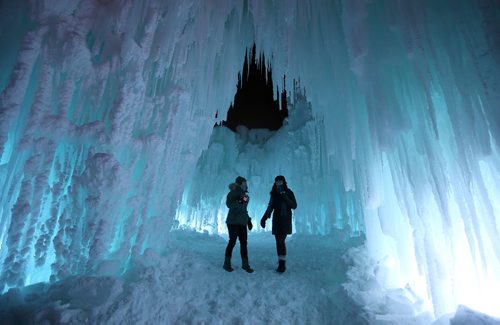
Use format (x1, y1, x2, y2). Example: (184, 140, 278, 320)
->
(235, 176, 247, 185)
(275, 175, 286, 182)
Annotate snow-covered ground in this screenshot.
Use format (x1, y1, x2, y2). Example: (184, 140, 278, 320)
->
(1, 230, 499, 324)
(0, 231, 366, 324)
(2, 2, 500, 322)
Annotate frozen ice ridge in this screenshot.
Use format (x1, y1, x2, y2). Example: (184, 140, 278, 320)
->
(0, 0, 499, 323)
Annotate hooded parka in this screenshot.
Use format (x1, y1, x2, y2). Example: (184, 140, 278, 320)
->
(264, 187, 297, 235)
(226, 183, 250, 225)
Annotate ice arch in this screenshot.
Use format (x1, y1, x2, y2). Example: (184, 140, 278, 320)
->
(1, 0, 499, 320)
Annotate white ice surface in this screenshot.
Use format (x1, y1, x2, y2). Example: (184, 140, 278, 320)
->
(1, 230, 496, 324)
(449, 306, 500, 325)
(0, 231, 367, 324)
(1, 0, 500, 321)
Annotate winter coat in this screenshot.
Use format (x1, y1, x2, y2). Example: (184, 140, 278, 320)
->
(226, 183, 250, 226)
(264, 188, 297, 235)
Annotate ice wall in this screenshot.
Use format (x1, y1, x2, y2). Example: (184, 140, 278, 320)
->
(175, 84, 365, 236)
(1, 0, 499, 320)
(0, 0, 249, 290)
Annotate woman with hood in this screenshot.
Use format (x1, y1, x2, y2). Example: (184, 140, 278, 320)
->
(223, 176, 254, 273)
(260, 175, 297, 273)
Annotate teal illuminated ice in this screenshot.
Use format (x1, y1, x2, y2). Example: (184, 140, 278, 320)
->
(0, 0, 499, 322)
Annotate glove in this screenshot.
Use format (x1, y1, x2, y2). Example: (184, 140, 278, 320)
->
(247, 218, 253, 231)
(238, 194, 249, 204)
(260, 216, 267, 228)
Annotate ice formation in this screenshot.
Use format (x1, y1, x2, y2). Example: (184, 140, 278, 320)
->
(1, 0, 499, 322)
(175, 77, 364, 236)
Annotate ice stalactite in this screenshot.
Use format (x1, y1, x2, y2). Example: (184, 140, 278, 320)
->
(176, 81, 363, 236)
(1, 0, 499, 321)
(0, 0, 248, 291)
(335, 0, 500, 318)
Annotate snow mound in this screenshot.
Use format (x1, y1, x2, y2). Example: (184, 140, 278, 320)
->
(449, 305, 500, 325)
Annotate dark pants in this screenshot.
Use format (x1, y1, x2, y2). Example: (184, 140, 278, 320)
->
(275, 234, 287, 256)
(225, 224, 248, 259)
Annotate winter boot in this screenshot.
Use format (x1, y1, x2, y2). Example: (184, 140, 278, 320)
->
(276, 257, 286, 273)
(223, 256, 233, 272)
(242, 259, 254, 273)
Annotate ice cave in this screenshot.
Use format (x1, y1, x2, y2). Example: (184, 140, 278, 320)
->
(0, 0, 500, 324)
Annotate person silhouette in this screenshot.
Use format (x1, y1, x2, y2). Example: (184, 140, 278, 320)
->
(223, 176, 254, 273)
(260, 175, 297, 273)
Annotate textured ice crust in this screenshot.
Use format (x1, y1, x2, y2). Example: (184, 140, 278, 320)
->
(0, 231, 368, 324)
(0, 0, 499, 322)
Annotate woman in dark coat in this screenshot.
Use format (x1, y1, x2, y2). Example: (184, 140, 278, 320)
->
(260, 175, 297, 273)
(223, 176, 254, 273)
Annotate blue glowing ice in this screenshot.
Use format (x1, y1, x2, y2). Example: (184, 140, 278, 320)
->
(0, 0, 499, 321)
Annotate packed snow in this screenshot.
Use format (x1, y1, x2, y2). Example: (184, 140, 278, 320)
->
(1, 0, 500, 323)
(0, 231, 368, 324)
(1, 231, 498, 324)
